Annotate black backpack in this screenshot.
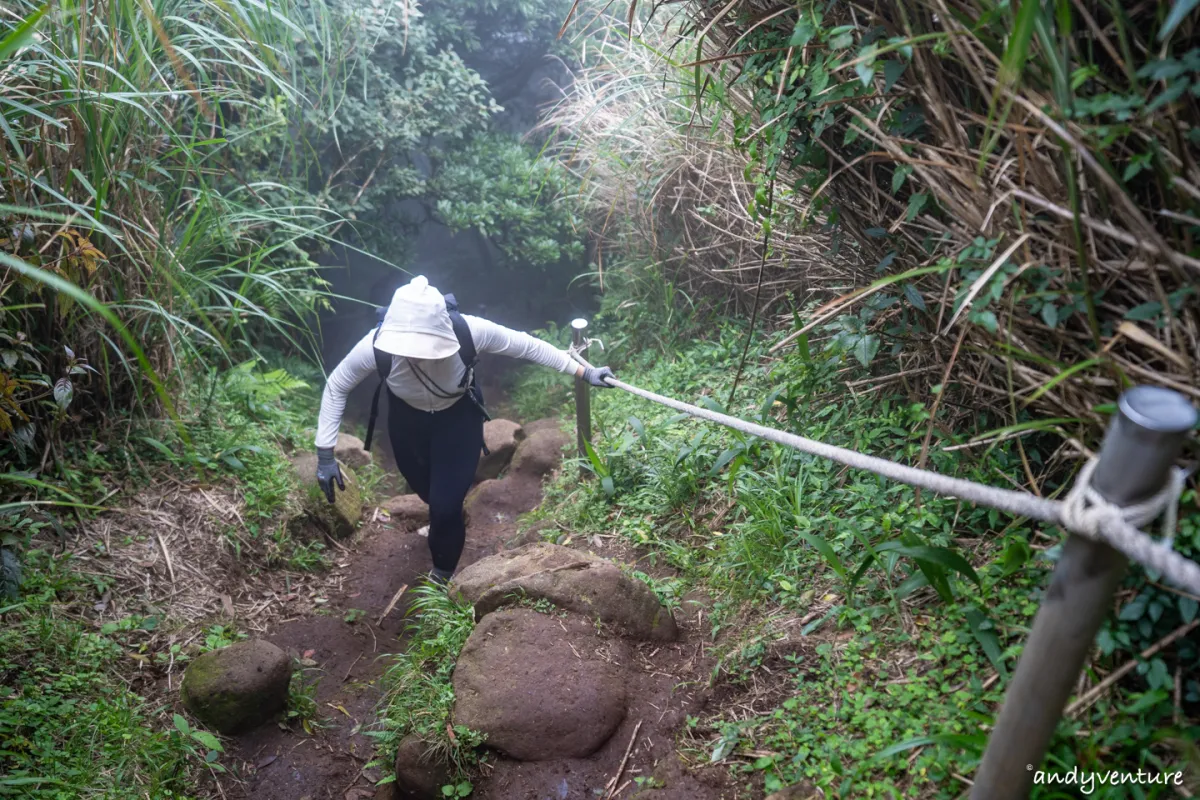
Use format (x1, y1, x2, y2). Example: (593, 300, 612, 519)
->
(362, 293, 491, 453)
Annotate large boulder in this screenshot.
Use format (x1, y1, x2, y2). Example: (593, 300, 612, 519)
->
(291, 453, 362, 539)
(452, 609, 627, 761)
(452, 543, 677, 641)
(180, 640, 291, 734)
(335, 432, 373, 469)
(393, 734, 452, 799)
(475, 419, 524, 482)
(382, 494, 429, 531)
(522, 417, 565, 437)
(510, 427, 569, 478)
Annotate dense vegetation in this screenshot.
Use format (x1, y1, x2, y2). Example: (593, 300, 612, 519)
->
(528, 0, 1200, 794)
(510, 288, 1200, 795)
(0, 0, 579, 794)
(3, 0, 1198, 796)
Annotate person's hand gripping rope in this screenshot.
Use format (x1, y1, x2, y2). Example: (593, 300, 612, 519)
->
(316, 447, 344, 503)
(581, 366, 615, 387)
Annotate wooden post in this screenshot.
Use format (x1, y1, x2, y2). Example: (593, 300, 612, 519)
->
(572, 318, 591, 461)
(972, 386, 1196, 798)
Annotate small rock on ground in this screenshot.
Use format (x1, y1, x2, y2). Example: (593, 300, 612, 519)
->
(335, 432, 373, 469)
(393, 734, 452, 799)
(181, 640, 291, 734)
(452, 543, 677, 641)
(382, 494, 429, 530)
(453, 609, 628, 761)
(290, 453, 362, 538)
(475, 419, 524, 482)
(509, 427, 569, 478)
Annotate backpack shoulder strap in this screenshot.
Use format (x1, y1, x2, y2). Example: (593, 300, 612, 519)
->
(363, 307, 390, 452)
(443, 293, 476, 373)
(371, 306, 391, 380)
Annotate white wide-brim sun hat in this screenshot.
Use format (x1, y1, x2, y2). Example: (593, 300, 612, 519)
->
(373, 275, 461, 360)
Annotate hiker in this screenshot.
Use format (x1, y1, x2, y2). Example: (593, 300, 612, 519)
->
(314, 275, 615, 584)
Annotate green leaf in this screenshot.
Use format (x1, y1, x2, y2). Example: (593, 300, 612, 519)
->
(627, 416, 645, 438)
(876, 543, 981, 587)
(0, 777, 69, 787)
(709, 449, 740, 477)
(140, 436, 178, 460)
(796, 531, 846, 578)
(876, 251, 897, 272)
(1040, 303, 1059, 328)
(852, 334, 881, 366)
(883, 60, 907, 91)
(796, 332, 810, 361)
(1180, 596, 1198, 624)
(973, 310, 999, 333)
(1000, 537, 1031, 577)
(789, 18, 815, 48)
(891, 165, 913, 194)
(1159, 0, 1200, 41)
(191, 731, 222, 751)
(1022, 358, 1103, 407)
(0, 3, 49, 62)
(696, 396, 726, 414)
(905, 193, 929, 221)
(1119, 594, 1148, 621)
(873, 733, 988, 761)
(1125, 301, 1163, 321)
(964, 607, 1008, 677)
(173, 714, 190, 735)
(903, 284, 926, 311)
(582, 439, 608, 477)
(855, 60, 876, 87)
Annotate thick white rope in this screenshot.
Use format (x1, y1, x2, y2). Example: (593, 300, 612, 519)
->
(569, 349, 1200, 594)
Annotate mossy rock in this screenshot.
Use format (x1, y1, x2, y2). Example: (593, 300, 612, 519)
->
(180, 640, 291, 734)
(291, 452, 362, 539)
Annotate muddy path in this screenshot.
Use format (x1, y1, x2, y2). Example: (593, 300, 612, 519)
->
(221, 419, 738, 800)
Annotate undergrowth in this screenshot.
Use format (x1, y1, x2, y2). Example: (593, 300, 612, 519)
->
(515, 289, 1200, 797)
(0, 355, 347, 797)
(371, 583, 481, 792)
(0, 552, 216, 798)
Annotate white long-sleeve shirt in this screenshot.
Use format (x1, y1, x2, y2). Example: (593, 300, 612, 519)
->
(315, 314, 576, 448)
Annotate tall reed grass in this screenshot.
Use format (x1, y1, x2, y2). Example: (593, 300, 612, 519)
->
(548, 2, 1200, 472)
(0, 0, 340, 462)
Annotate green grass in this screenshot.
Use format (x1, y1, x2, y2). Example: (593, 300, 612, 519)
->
(516, 302, 1200, 797)
(0, 552, 217, 798)
(0, 356, 342, 798)
(371, 583, 482, 788)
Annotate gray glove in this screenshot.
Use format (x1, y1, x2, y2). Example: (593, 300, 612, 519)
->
(583, 366, 615, 388)
(316, 447, 344, 504)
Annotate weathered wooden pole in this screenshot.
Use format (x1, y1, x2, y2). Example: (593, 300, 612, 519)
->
(571, 318, 591, 460)
(972, 386, 1196, 797)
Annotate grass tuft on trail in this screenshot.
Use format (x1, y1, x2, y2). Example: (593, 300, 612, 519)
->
(371, 583, 482, 788)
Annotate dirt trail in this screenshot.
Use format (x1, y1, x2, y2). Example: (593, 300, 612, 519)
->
(224, 422, 736, 800)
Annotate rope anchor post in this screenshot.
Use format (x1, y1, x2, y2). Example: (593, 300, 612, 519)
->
(571, 318, 591, 462)
(973, 386, 1197, 799)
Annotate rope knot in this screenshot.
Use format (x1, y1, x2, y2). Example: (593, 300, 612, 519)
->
(1060, 458, 1187, 551)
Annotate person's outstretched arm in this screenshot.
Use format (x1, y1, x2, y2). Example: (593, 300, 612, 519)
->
(464, 315, 614, 386)
(314, 331, 378, 501)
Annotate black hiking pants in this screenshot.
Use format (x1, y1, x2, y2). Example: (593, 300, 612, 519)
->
(387, 392, 483, 574)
